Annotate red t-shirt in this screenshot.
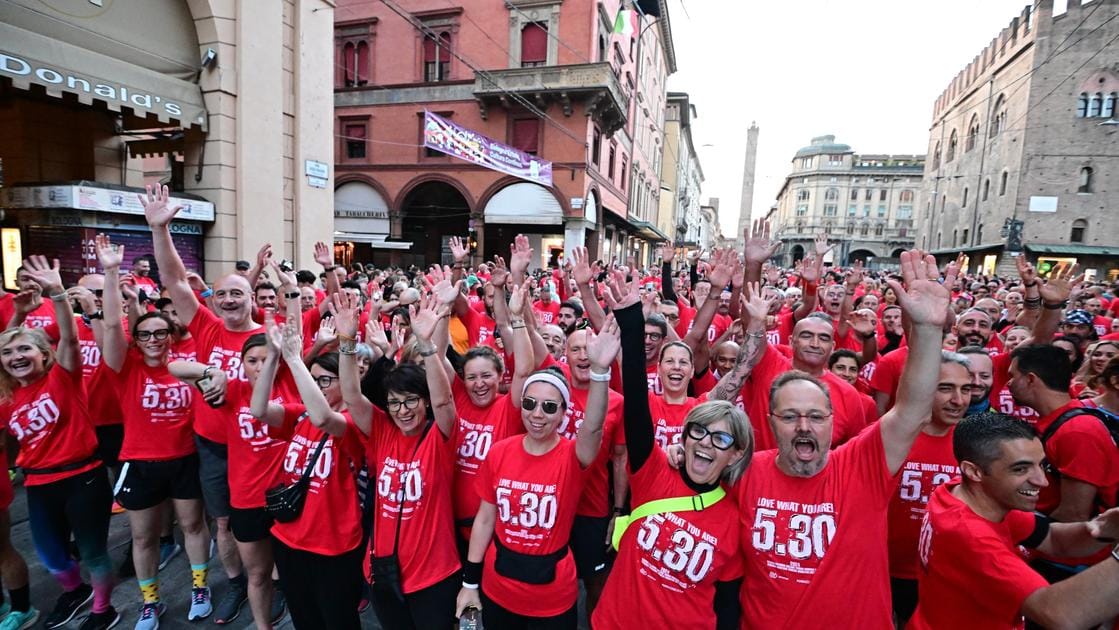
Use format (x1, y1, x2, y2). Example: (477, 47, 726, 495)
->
(736, 426, 898, 629)
(887, 429, 958, 579)
(532, 300, 561, 325)
(559, 385, 624, 517)
(459, 304, 498, 348)
(132, 275, 159, 297)
(593, 448, 743, 630)
(270, 405, 366, 556)
(645, 362, 663, 395)
(224, 378, 296, 509)
(115, 351, 196, 461)
(368, 410, 460, 593)
(765, 311, 796, 347)
(451, 380, 524, 529)
(869, 346, 908, 411)
(20, 300, 57, 330)
(2, 363, 98, 486)
(74, 318, 123, 427)
(169, 336, 197, 363)
(648, 393, 702, 450)
(187, 308, 262, 443)
(909, 483, 1047, 630)
(477, 437, 586, 617)
(1034, 399, 1119, 514)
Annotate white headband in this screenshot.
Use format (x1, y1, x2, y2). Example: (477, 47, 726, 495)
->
(522, 372, 571, 409)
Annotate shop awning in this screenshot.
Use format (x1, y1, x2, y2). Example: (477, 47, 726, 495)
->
(0, 181, 214, 222)
(0, 22, 208, 130)
(334, 233, 414, 250)
(1026, 243, 1119, 256)
(628, 218, 669, 242)
(484, 182, 564, 225)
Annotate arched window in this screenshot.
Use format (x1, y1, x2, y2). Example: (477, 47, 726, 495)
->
(982, 178, 990, 201)
(999, 170, 1008, 196)
(899, 190, 914, 203)
(1071, 219, 1088, 243)
(952, 229, 958, 246)
(1079, 167, 1094, 193)
(356, 41, 370, 85)
(966, 114, 980, 151)
(1103, 93, 1118, 119)
(990, 95, 1007, 136)
(846, 222, 855, 235)
(962, 187, 969, 207)
(932, 142, 941, 169)
(947, 129, 958, 162)
(342, 42, 356, 86)
(796, 190, 810, 202)
(1088, 93, 1102, 117)
(874, 223, 884, 236)
(977, 224, 983, 244)
(824, 221, 834, 234)
(825, 188, 839, 201)
(860, 223, 870, 236)
(1077, 92, 1090, 118)
(796, 222, 805, 234)
(424, 32, 452, 82)
(520, 22, 548, 67)
(937, 232, 942, 249)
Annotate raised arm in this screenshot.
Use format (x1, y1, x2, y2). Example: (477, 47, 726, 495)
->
(250, 329, 287, 427)
(140, 184, 200, 324)
(837, 261, 864, 338)
(571, 247, 606, 332)
(94, 234, 128, 373)
(606, 270, 657, 472)
(23, 257, 78, 373)
(742, 220, 781, 288)
(245, 243, 271, 291)
(708, 283, 770, 402)
(575, 315, 620, 468)
(658, 241, 679, 304)
(411, 292, 457, 438)
(505, 282, 536, 407)
(684, 248, 735, 358)
(794, 241, 827, 321)
(508, 233, 532, 287)
(1029, 261, 1082, 345)
(331, 291, 373, 437)
(277, 323, 349, 436)
(880, 250, 955, 474)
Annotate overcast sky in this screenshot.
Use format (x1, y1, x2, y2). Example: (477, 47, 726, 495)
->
(665, 0, 1050, 237)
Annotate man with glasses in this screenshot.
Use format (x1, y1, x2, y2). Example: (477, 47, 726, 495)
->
(734, 249, 953, 628)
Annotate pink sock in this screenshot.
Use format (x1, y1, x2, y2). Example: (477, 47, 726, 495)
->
(53, 564, 82, 591)
(91, 576, 113, 614)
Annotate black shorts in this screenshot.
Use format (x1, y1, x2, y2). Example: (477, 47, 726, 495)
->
(113, 454, 202, 511)
(195, 436, 231, 519)
(230, 507, 274, 543)
(569, 514, 612, 579)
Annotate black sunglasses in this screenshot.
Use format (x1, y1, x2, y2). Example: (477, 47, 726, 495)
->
(685, 422, 735, 450)
(521, 396, 562, 415)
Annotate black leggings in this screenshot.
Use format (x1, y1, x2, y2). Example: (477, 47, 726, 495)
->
(890, 577, 918, 627)
(369, 571, 457, 630)
(480, 591, 577, 630)
(271, 537, 363, 630)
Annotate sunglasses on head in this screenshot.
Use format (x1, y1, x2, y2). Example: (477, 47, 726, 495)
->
(685, 422, 735, 450)
(521, 396, 562, 415)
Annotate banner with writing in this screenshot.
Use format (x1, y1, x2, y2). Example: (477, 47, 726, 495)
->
(423, 111, 553, 186)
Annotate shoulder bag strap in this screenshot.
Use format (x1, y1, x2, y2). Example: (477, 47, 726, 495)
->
(612, 486, 726, 551)
(388, 420, 434, 556)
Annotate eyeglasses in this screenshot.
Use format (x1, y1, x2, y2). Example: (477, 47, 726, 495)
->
(91, 289, 104, 297)
(521, 396, 562, 415)
(313, 375, 339, 389)
(663, 313, 679, 321)
(644, 332, 665, 341)
(135, 329, 171, 342)
(385, 396, 421, 412)
(769, 411, 832, 425)
(685, 423, 736, 450)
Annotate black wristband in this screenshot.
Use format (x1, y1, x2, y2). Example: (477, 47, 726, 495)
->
(1024, 281, 1038, 287)
(86, 310, 104, 321)
(613, 506, 625, 516)
(1043, 300, 1068, 310)
(463, 560, 483, 585)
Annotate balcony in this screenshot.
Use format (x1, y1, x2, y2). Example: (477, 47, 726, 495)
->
(473, 62, 628, 135)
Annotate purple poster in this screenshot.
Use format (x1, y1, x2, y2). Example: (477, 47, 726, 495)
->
(423, 111, 553, 186)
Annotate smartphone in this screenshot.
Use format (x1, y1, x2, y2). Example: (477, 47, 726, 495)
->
(195, 376, 224, 408)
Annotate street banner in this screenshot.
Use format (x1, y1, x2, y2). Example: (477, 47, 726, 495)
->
(422, 111, 553, 186)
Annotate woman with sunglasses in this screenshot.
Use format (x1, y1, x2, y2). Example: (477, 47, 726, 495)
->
(0, 256, 118, 630)
(96, 234, 214, 628)
(592, 271, 765, 630)
(454, 313, 618, 629)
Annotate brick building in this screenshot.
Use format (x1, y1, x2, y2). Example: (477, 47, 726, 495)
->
(916, 0, 1119, 280)
(332, 0, 675, 269)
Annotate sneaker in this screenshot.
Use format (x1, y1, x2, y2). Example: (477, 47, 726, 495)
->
(80, 606, 121, 630)
(133, 603, 163, 630)
(269, 587, 286, 624)
(44, 583, 93, 629)
(210, 582, 246, 625)
(111, 501, 126, 515)
(188, 587, 212, 621)
(156, 542, 181, 572)
(0, 608, 40, 630)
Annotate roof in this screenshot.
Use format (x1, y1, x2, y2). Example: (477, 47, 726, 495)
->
(795, 134, 852, 158)
(1026, 243, 1119, 256)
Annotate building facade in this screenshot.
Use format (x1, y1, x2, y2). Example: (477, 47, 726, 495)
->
(331, 0, 675, 270)
(916, 0, 1119, 280)
(771, 135, 923, 268)
(0, 0, 336, 286)
(657, 92, 703, 248)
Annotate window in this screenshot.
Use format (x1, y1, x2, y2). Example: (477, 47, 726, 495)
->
(1078, 166, 1093, 193)
(796, 190, 810, 202)
(1077, 92, 1090, 118)
(620, 157, 627, 190)
(898, 205, 913, 219)
(846, 223, 855, 235)
(899, 190, 914, 203)
(340, 40, 371, 87)
(825, 188, 839, 201)
(824, 204, 837, 216)
(824, 221, 834, 234)
(598, 36, 606, 62)
(860, 223, 869, 236)
(850, 189, 859, 201)
(961, 228, 969, 245)
(1104, 93, 1118, 118)
(520, 23, 548, 67)
(874, 223, 884, 236)
(937, 232, 942, 249)
(847, 205, 857, 217)
(1088, 93, 1102, 117)
(947, 129, 958, 162)
(999, 170, 1008, 196)
(976, 224, 983, 244)
(932, 142, 941, 169)
(991, 95, 1007, 136)
(952, 229, 958, 246)
(982, 178, 990, 201)
(344, 122, 366, 159)
(865, 189, 873, 201)
(966, 114, 979, 152)
(879, 189, 887, 201)
(962, 187, 969, 207)
(862, 205, 871, 217)
(877, 205, 886, 218)
(827, 154, 844, 165)
(423, 32, 452, 82)
(511, 118, 540, 155)
(1071, 219, 1088, 243)
(796, 222, 805, 234)
(796, 205, 808, 217)
(607, 144, 616, 179)
(800, 157, 815, 169)
(591, 128, 602, 165)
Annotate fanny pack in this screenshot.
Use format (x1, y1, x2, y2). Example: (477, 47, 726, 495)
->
(370, 420, 433, 603)
(264, 430, 329, 523)
(493, 538, 569, 585)
(22, 455, 100, 476)
(611, 486, 726, 551)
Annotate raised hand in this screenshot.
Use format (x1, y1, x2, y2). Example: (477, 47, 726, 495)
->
(185, 272, 208, 293)
(763, 263, 781, 286)
(845, 260, 866, 290)
(449, 236, 470, 264)
(67, 287, 98, 315)
(508, 281, 529, 318)
(603, 267, 639, 310)
(410, 293, 449, 342)
(12, 290, 40, 316)
(1038, 262, 1083, 304)
(707, 248, 736, 289)
(138, 184, 183, 228)
(509, 234, 533, 278)
(571, 247, 593, 286)
(316, 317, 338, 346)
(742, 281, 771, 323)
(1014, 253, 1037, 287)
(278, 322, 304, 362)
(743, 219, 781, 265)
(657, 240, 675, 264)
(255, 243, 272, 272)
(813, 233, 833, 257)
(847, 309, 878, 336)
(888, 250, 950, 328)
(428, 266, 462, 305)
(329, 290, 361, 338)
(95, 233, 124, 271)
(365, 318, 390, 353)
(268, 258, 296, 289)
(313, 241, 334, 269)
(587, 315, 621, 370)
(21, 255, 63, 295)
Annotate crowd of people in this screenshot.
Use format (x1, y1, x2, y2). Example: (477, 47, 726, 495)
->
(0, 184, 1117, 629)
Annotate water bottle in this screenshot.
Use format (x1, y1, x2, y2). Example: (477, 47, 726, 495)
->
(459, 606, 482, 630)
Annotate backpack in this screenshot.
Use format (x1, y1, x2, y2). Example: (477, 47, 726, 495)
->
(1040, 405, 1119, 507)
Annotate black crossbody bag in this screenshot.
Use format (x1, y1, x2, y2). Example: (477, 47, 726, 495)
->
(370, 420, 433, 603)
(264, 429, 330, 524)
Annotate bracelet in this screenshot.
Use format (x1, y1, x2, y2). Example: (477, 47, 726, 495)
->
(613, 507, 625, 516)
(509, 319, 525, 327)
(453, 263, 464, 269)
(1024, 281, 1038, 287)
(339, 348, 358, 356)
(49, 292, 67, 302)
(417, 344, 438, 357)
(202, 367, 213, 380)
(861, 332, 876, 340)
(86, 310, 104, 321)
(463, 560, 483, 585)
(1111, 544, 1119, 563)
(589, 369, 611, 382)
(510, 324, 526, 330)
(200, 288, 213, 298)
(284, 291, 299, 299)
(337, 333, 356, 342)
(323, 265, 336, 272)
(746, 331, 766, 338)
(461, 581, 479, 590)
(1043, 300, 1068, 310)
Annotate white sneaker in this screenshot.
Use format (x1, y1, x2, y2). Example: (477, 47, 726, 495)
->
(188, 587, 212, 621)
(133, 602, 164, 630)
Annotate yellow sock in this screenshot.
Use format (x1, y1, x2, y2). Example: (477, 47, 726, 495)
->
(191, 564, 208, 589)
(138, 578, 160, 604)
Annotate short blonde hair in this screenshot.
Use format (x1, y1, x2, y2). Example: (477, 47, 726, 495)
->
(683, 400, 754, 484)
(0, 327, 55, 400)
